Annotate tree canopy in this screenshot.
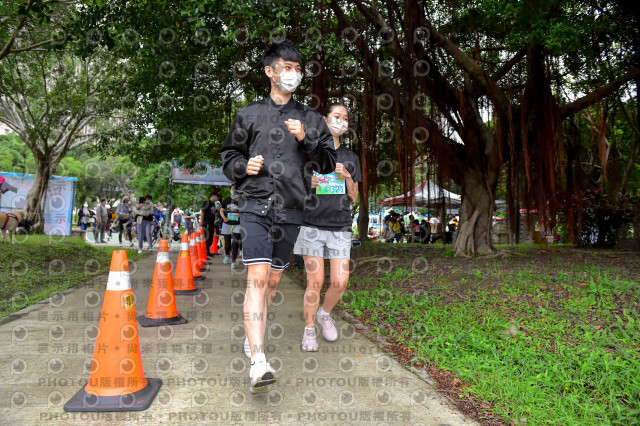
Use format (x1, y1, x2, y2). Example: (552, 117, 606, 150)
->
(1, 0, 637, 249)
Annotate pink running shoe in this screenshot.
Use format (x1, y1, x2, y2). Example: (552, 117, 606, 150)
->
(301, 328, 318, 351)
(316, 314, 338, 341)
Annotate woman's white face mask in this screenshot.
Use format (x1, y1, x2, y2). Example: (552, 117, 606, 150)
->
(327, 117, 348, 136)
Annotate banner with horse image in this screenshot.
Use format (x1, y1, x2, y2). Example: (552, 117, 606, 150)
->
(0, 172, 77, 236)
(170, 161, 233, 186)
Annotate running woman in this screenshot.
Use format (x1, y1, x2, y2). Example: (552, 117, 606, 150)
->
(293, 103, 361, 351)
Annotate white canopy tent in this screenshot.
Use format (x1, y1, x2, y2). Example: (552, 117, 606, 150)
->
(381, 179, 461, 208)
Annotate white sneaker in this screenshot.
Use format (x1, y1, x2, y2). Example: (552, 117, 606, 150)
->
(244, 336, 251, 358)
(231, 262, 237, 269)
(249, 355, 277, 394)
(302, 327, 319, 351)
(223, 255, 229, 264)
(137, 250, 143, 254)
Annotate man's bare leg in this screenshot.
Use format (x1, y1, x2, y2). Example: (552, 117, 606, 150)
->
(265, 269, 284, 306)
(245, 263, 270, 356)
(245, 263, 278, 393)
(245, 266, 286, 354)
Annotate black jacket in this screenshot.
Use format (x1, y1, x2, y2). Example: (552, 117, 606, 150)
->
(221, 96, 336, 224)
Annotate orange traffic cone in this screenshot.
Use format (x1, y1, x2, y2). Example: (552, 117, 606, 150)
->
(197, 229, 207, 271)
(138, 239, 187, 327)
(189, 232, 205, 281)
(174, 233, 200, 295)
(210, 233, 219, 255)
(201, 229, 212, 264)
(64, 250, 161, 412)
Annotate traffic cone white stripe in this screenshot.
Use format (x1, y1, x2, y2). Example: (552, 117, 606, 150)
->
(106, 271, 132, 291)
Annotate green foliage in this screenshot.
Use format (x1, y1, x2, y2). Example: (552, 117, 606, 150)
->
(0, 234, 146, 318)
(340, 250, 640, 424)
(0, 0, 71, 61)
(0, 133, 34, 173)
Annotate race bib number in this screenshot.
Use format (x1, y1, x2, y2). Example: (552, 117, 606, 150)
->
(315, 173, 346, 195)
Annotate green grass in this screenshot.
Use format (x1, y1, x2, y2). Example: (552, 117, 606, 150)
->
(0, 235, 146, 318)
(339, 253, 640, 425)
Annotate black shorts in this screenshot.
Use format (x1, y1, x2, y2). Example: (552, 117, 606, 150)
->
(239, 210, 300, 271)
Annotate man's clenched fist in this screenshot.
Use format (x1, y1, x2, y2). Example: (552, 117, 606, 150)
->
(285, 119, 305, 141)
(246, 155, 264, 175)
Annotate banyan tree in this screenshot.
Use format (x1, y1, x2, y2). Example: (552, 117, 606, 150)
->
(327, 0, 639, 255)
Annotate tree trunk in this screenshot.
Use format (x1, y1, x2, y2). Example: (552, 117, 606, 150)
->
(24, 156, 56, 234)
(357, 184, 369, 242)
(452, 164, 496, 255)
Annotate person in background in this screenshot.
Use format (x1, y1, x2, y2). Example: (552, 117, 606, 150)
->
(220, 184, 241, 268)
(391, 215, 402, 242)
(413, 219, 427, 243)
(116, 195, 134, 247)
(95, 198, 108, 243)
(201, 190, 220, 257)
(214, 194, 223, 240)
(382, 219, 396, 243)
(133, 195, 153, 253)
(398, 213, 407, 240)
(383, 209, 394, 229)
(420, 219, 430, 244)
(184, 206, 195, 233)
(172, 206, 183, 230)
(153, 203, 165, 242)
(154, 203, 165, 222)
(78, 201, 94, 231)
(429, 214, 440, 234)
(448, 215, 458, 234)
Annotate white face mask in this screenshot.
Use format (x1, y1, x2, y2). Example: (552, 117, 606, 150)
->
(83, 204, 88, 207)
(327, 117, 348, 136)
(272, 68, 302, 94)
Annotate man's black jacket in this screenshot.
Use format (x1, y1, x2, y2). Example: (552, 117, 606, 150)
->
(221, 96, 336, 224)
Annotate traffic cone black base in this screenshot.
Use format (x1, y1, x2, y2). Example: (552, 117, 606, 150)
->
(175, 288, 201, 295)
(64, 378, 162, 412)
(137, 314, 187, 328)
(193, 275, 205, 281)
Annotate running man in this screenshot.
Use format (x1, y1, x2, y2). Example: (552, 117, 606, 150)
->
(221, 39, 336, 393)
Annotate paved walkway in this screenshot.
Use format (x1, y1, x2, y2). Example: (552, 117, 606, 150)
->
(0, 243, 477, 425)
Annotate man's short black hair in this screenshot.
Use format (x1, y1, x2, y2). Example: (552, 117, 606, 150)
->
(262, 39, 302, 68)
(211, 189, 220, 197)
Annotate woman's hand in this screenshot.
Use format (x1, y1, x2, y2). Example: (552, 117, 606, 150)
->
(311, 176, 320, 189)
(335, 163, 351, 179)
